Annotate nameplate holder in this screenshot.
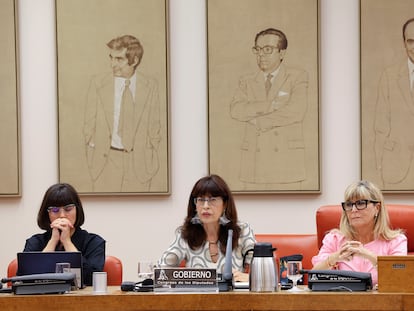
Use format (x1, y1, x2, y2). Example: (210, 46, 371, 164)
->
(153, 268, 218, 292)
(378, 255, 414, 292)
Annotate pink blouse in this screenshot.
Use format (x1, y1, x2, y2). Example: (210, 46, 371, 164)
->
(311, 230, 407, 285)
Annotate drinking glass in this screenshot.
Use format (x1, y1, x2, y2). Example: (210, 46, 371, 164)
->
(286, 261, 303, 291)
(137, 261, 155, 282)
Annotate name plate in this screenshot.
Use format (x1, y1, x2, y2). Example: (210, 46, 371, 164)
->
(153, 268, 218, 292)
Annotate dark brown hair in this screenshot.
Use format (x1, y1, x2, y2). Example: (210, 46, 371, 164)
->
(181, 174, 241, 254)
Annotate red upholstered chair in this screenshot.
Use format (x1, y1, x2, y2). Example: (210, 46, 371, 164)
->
(103, 255, 123, 285)
(5, 258, 17, 287)
(316, 204, 414, 254)
(7, 255, 123, 286)
(7, 258, 17, 279)
(255, 233, 319, 284)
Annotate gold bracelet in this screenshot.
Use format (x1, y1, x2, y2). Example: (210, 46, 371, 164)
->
(327, 255, 337, 268)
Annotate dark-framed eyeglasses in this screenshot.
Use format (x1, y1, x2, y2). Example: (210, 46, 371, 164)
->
(194, 197, 222, 207)
(252, 45, 279, 55)
(341, 200, 378, 211)
(47, 203, 76, 214)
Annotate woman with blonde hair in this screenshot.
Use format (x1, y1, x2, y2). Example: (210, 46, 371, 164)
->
(312, 180, 407, 285)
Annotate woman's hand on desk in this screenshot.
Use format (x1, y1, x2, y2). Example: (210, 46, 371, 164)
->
(232, 270, 249, 282)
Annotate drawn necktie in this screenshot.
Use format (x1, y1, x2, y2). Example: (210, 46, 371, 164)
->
(411, 71, 414, 101)
(120, 79, 134, 151)
(265, 73, 273, 97)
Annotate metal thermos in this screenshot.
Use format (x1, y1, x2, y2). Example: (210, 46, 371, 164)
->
(249, 242, 279, 292)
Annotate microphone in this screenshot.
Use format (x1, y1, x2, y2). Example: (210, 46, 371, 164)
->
(223, 229, 233, 281)
(218, 229, 233, 291)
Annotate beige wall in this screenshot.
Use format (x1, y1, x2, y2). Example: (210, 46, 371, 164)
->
(1, 0, 413, 282)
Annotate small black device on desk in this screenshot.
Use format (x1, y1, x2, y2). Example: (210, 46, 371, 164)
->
(121, 279, 154, 292)
(303, 269, 373, 291)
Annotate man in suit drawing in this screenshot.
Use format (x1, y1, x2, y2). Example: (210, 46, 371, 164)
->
(83, 35, 161, 192)
(230, 28, 309, 190)
(374, 18, 414, 188)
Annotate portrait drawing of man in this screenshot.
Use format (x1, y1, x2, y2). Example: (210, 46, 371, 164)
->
(374, 18, 414, 188)
(230, 28, 309, 190)
(83, 35, 161, 193)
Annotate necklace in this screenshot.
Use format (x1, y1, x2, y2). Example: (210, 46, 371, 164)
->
(209, 241, 219, 262)
(208, 240, 218, 244)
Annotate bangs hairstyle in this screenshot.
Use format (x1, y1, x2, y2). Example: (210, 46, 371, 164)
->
(191, 176, 229, 201)
(339, 180, 401, 241)
(343, 180, 383, 203)
(183, 175, 240, 253)
(37, 183, 85, 230)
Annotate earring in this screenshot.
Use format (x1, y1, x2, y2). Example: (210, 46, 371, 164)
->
(219, 210, 230, 225)
(191, 212, 202, 225)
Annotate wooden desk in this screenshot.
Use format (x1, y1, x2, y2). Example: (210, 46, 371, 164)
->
(0, 286, 413, 311)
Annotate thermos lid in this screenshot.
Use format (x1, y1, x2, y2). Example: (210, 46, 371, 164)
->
(253, 242, 276, 257)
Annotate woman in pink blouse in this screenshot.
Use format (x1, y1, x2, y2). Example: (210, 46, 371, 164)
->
(312, 180, 407, 286)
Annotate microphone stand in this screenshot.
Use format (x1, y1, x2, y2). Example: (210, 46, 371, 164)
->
(218, 229, 233, 292)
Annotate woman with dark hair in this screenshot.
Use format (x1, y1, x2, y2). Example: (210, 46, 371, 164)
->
(22, 183, 105, 286)
(159, 174, 256, 282)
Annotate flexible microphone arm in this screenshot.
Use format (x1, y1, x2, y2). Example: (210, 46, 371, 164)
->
(222, 229, 233, 281)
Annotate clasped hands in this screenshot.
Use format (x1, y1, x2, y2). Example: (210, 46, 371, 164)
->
(336, 241, 376, 264)
(50, 218, 74, 244)
(337, 241, 364, 261)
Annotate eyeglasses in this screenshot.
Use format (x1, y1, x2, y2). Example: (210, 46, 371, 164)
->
(252, 45, 280, 55)
(47, 204, 76, 214)
(194, 197, 222, 207)
(341, 200, 378, 211)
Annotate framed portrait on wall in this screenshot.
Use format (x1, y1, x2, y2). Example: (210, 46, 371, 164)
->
(56, 0, 170, 195)
(360, 0, 414, 193)
(207, 0, 320, 194)
(0, 0, 20, 197)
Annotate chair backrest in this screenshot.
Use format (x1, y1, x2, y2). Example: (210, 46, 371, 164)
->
(7, 255, 123, 286)
(255, 234, 318, 271)
(103, 255, 123, 285)
(255, 233, 319, 284)
(7, 258, 17, 279)
(6, 258, 18, 287)
(316, 204, 414, 254)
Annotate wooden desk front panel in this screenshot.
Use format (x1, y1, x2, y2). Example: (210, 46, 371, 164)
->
(0, 287, 409, 311)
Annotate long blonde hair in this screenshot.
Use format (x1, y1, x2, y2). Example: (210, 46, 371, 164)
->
(339, 180, 403, 240)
